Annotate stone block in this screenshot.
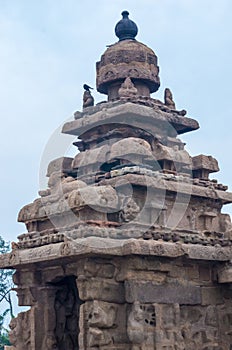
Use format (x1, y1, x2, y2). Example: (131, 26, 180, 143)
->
(116, 269, 167, 283)
(168, 265, 186, 279)
(180, 305, 204, 324)
(201, 287, 223, 305)
(68, 185, 118, 210)
(77, 277, 125, 303)
(100, 346, 130, 350)
(218, 266, 232, 283)
(46, 157, 73, 176)
(125, 281, 201, 304)
(186, 265, 200, 280)
(72, 145, 110, 169)
(192, 155, 219, 172)
(110, 137, 152, 159)
(199, 266, 211, 282)
(84, 259, 115, 278)
(42, 267, 65, 283)
(205, 306, 218, 326)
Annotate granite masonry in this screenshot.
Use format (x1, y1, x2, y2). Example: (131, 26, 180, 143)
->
(1, 11, 232, 350)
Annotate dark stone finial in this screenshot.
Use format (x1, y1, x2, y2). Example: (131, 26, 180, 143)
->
(115, 10, 138, 41)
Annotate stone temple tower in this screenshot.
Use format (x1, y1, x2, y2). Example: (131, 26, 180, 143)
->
(1, 10, 232, 350)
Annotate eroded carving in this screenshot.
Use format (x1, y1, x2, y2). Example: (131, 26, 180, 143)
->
(87, 300, 117, 347)
(127, 302, 156, 349)
(118, 77, 138, 98)
(83, 84, 94, 108)
(9, 311, 31, 350)
(164, 88, 176, 109)
(54, 277, 80, 349)
(119, 197, 140, 223)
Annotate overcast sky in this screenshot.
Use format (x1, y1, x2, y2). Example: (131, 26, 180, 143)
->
(1, 0, 232, 244)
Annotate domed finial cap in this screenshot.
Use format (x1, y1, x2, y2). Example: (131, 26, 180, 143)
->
(115, 11, 138, 41)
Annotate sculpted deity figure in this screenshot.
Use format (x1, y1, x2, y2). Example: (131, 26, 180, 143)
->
(83, 84, 94, 108)
(164, 88, 176, 109)
(127, 301, 145, 348)
(88, 301, 117, 347)
(118, 77, 138, 98)
(127, 302, 156, 349)
(119, 197, 140, 223)
(9, 311, 31, 349)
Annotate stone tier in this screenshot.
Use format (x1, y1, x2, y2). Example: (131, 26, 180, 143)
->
(1, 238, 232, 269)
(17, 171, 232, 239)
(63, 101, 199, 138)
(11, 224, 232, 250)
(96, 39, 160, 98)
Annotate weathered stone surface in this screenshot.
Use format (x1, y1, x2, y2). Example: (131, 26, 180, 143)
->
(46, 157, 73, 177)
(77, 277, 125, 303)
(153, 141, 191, 165)
(201, 287, 223, 305)
(1, 10, 232, 350)
(192, 154, 219, 180)
(68, 185, 118, 210)
(62, 102, 199, 137)
(111, 137, 152, 159)
(192, 154, 219, 172)
(72, 145, 110, 169)
(1, 238, 232, 269)
(100, 173, 232, 204)
(125, 281, 201, 304)
(9, 310, 31, 349)
(96, 39, 160, 96)
(118, 77, 138, 98)
(218, 265, 232, 283)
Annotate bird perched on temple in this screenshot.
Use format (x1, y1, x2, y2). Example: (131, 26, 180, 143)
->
(83, 84, 94, 108)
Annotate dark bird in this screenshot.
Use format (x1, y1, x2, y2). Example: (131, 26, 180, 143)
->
(83, 84, 94, 108)
(83, 84, 93, 91)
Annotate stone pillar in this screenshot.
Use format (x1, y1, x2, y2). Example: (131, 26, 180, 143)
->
(37, 286, 57, 350)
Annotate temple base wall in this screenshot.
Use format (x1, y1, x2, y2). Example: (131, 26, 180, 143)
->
(9, 254, 232, 349)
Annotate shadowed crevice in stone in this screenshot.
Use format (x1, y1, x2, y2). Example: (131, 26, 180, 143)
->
(52, 276, 81, 350)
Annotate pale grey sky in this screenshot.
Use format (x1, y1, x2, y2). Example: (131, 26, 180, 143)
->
(1, 0, 232, 244)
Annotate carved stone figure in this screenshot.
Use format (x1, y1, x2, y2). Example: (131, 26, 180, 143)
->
(88, 300, 117, 328)
(83, 84, 94, 108)
(127, 301, 145, 346)
(9, 311, 31, 350)
(119, 198, 140, 222)
(88, 327, 112, 347)
(127, 302, 156, 349)
(87, 301, 117, 347)
(187, 207, 197, 230)
(40, 171, 86, 206)
(54, 277, 80, 349)
(42, 333, 58, 350)
(118, 77, 138, 98)
(164, 87, 176, 109)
